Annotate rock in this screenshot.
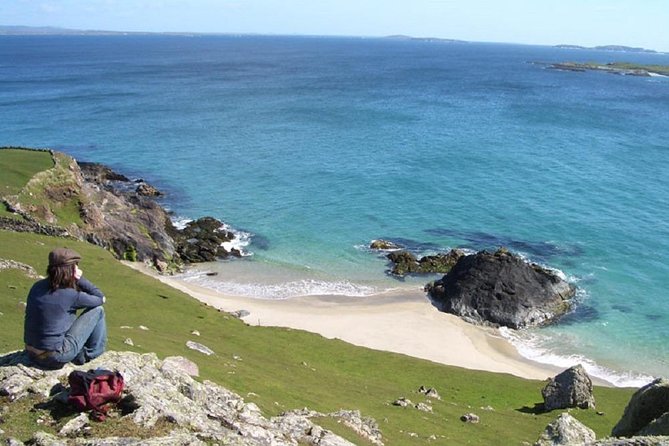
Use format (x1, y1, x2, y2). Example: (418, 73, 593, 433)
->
(460, 413, 480, 423)
(3, 150, 247, 270)
(232, 310, 251, 319)
(612, 378, 669, 437)
(392, 397, 413, 407)
(542, 365, 595, 411)
(124, 338, 134, 346)
(58, 413, 89, 436)
(0, 258, 41, 279)
(535, 412, 596, 446)
(0, 350, 380, 446)
(415, 403, 432, 413)
(418, 386, 441, 400)
(640, 412, 669, 436)
(426, 248, 576, 328)
(186, 341, 214, 356)
(78, 161, 130, 183)
(153, 257, 168, 273)
(387, 249, 465, 276)
(328, 409, 384, 446)
(370, 239, 401, 250)
(172, 217, 240, 262)
(162, 356, 199, 377)
(135, 183, 162, 197)
(191, 330, 201, 336)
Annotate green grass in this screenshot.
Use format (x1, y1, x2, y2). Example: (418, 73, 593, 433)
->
(0, 230, 635, 445)
(0, 147, 54, 197)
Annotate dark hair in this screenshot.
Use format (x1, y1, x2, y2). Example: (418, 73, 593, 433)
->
(47, 263, 77, 292)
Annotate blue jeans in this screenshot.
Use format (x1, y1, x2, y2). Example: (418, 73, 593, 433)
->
(34, 307, 107, 368)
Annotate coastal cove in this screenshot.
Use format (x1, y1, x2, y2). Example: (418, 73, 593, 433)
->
(126, 261, 566, 382)
(1, 35, 669, 385)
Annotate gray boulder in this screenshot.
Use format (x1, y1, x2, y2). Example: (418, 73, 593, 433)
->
(612, 378, 669, 437)
(542, 365, 595, 411)
(426, 248, 575, 328)
(535, 412, 596, 446)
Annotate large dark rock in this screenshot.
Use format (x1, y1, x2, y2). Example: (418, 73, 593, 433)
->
(542, 365, 595, 411)
(387, 249, 465, 276)
(612, 378, 669, 437)
(426, 248, 575, 328)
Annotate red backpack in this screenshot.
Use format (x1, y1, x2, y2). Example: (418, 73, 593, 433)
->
(67, 369, 124, 421)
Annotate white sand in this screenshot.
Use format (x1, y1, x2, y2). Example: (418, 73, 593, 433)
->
(126, 262, 562, 381)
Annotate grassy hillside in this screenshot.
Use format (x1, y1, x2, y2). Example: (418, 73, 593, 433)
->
(0, 149, 635, 445)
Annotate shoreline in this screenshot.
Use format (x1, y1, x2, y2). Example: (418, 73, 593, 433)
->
(125, 261, 578, 383)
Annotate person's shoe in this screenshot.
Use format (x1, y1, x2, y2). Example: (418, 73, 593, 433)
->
(72, 352, 86, 365)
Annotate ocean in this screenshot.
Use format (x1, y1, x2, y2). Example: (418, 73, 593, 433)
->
(1, 35, 668, 386)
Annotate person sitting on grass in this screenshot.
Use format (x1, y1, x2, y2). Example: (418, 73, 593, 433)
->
(24, 248, 107, 369)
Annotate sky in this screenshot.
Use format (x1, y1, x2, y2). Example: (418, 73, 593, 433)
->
(1, 0, 668, 52)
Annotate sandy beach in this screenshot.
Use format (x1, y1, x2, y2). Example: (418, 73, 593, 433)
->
(126, 262, 567, 382)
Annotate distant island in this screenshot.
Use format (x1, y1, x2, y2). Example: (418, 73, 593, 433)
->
(555, 44, 660, 54)
(0, 25, 133, 36)
(384, 34, 468, 44)
(545, 61, 669, 77)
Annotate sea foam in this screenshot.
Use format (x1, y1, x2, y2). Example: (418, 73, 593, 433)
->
(182, 273, 381, 300)
(499, 327, 655, 388)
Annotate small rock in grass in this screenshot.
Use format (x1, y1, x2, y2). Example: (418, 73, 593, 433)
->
(460, 413, 480, 423)
(186, 341, 214, 356)
(392, 397, 412, 407)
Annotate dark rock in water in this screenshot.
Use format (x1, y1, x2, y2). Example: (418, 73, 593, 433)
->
(425, 248, 575, 328)
(542, 364, 595, 411)
(387, 249, 465, 276)
(172, 217, 240, 263)
(78, 161, 130, 183)
(370, 239, 402, 250)
(612, 378, 669, 437)
(135, 182, 162, 197)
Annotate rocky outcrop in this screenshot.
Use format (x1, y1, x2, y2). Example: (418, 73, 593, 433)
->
(612, 378, 669, 437)
(535, 412, 596, 446)
(425, 248, 575, 328)
(0, 149, 246, 269)
(386, 249, 465, 276)
(542, 365, 596, 411)
(171, 217, 241, 262)
(0, 350, 382, 446)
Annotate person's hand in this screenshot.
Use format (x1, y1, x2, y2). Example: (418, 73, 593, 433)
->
(74, 265, 83, 280)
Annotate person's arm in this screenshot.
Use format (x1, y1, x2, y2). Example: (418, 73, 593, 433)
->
(74, 266, 106, 306)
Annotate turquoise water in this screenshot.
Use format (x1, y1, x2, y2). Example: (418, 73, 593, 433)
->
(2, 35, 668, 385)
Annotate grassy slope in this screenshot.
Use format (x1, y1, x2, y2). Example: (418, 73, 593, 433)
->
(0, 149, 635, 445)
(0, 148, 83, 226)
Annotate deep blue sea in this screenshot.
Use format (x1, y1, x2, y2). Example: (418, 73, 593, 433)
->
(2, 35, 668, 385)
